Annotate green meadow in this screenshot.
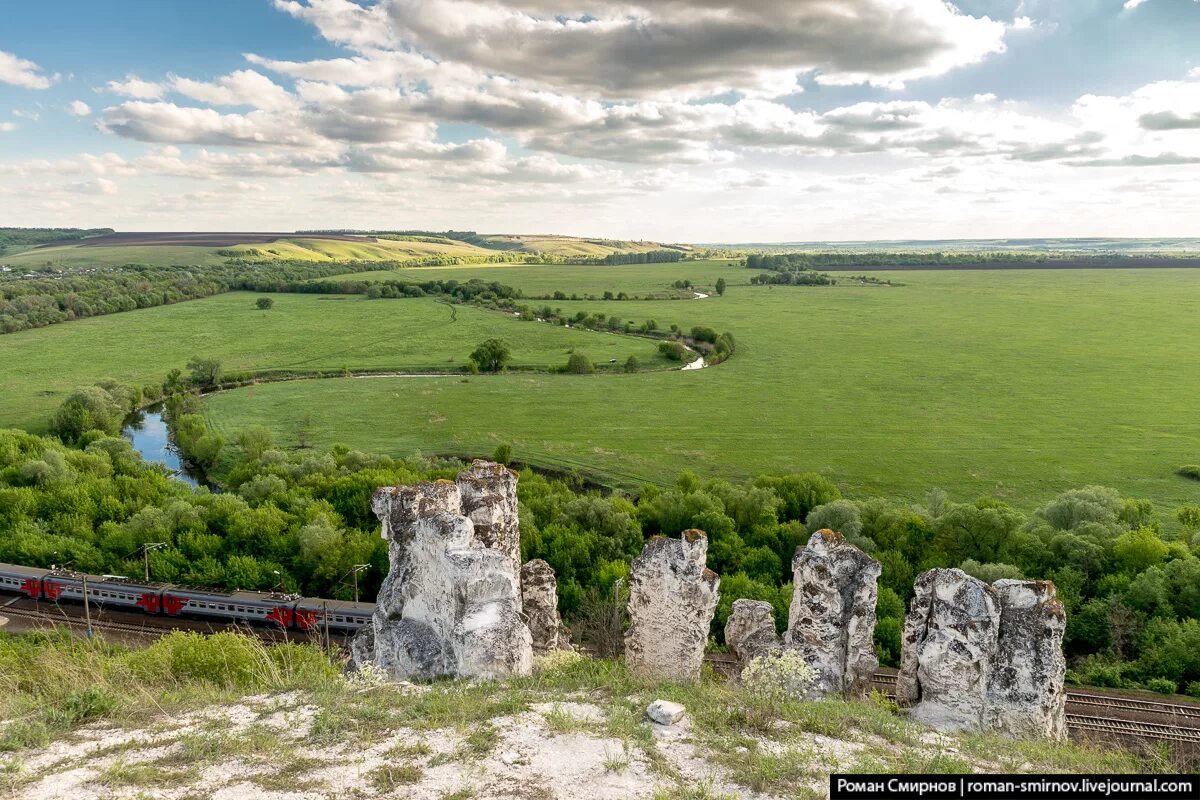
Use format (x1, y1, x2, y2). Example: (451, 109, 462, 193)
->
(0, 291, 666, 434)
(202, 265, 1200, 512)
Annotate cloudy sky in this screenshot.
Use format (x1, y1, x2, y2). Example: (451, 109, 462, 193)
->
(1, 0, 1198, 241)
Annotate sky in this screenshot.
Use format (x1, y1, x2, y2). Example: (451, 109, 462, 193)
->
(1, 0, 1199, 242)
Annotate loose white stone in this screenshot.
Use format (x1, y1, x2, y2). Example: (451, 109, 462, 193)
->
(646, 700, 687, 725)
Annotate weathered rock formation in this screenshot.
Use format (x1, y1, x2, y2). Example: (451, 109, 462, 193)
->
(349, 461, 533, 680)
(897, 568, 1066, 740)
(724, 599, 780, 664)
(521, 558, 571, 654)
(784, 530, 881, 698)
(986, 579, 1067, 740)
(896, 568, 998, 732)
(625, 530, 720, 682)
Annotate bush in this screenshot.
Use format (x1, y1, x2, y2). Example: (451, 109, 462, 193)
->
(658, 341, 688, 361)
(740, 650, 816, 701)
(623, 356, 640, 373)
(1185, 681, 1200, 699)
(255, 297, 274, 310)
(1178, 465, 1200, 481)
(1145, 677, 1177, 695)
(492, 443, 513, 465)
(565, 352, 595, 374)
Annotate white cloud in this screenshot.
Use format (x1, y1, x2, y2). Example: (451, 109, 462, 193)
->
(1123, 0, 1149, 9)
(12, 109, 40, 121)
(170, 70, 297, 112)
(105, 75, 166, 99)
(0, 122, 16, 133)
(0, 50, 57, 89)
(66, 100, 92, 117)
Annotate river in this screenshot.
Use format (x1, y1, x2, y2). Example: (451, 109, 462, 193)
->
(122, 406, 201, 487)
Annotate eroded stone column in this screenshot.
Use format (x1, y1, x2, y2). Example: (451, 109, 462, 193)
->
(986, 579, 1068, 741)
(521, 558, 571, 654)
(724, 599, 780, 664)
(625, 530, 720, 682)
(896, 568, 1000, 732)
(785, 529, 881, 698)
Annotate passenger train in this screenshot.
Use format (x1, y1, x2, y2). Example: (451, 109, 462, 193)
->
(0, 562, 374, 633)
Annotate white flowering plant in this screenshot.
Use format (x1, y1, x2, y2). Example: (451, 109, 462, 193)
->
(740, 649, 816, 701)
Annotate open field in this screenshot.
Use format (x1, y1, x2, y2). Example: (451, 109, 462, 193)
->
(204, 266, 1200, 512)
(0, 291, 667, 434)
(69, 232, 375, 247)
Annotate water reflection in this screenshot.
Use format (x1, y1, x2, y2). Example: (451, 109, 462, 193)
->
(122, 407, 200, 487)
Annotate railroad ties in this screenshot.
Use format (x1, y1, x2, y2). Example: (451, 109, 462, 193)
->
(868, 671, 1200, 745)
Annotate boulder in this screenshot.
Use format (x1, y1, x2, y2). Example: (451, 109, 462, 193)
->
(349, 462, 532, 680)
(724, 599, 780, 664)
(784, 530, 881, 698)
(624, 530, 720, 682)
(986, 579, 1068, 741)
(521, 558, 571, 653)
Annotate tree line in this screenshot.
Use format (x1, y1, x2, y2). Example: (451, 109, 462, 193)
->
(0, 227, 112, 255)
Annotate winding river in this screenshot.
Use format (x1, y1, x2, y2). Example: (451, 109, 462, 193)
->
(122, 406, 201, 487)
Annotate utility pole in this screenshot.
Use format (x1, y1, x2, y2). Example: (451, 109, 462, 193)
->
(81, 573, 93, 639)
(141, 543, 167, 582)
(351, 564, 369, 603)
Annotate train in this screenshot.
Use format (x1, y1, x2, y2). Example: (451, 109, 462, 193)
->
(0, 562, 374, 633)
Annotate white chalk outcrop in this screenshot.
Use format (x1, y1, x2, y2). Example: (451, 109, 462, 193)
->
(896, 568, 1066, 740)
(625, 530, 720, 682)
(349, 461, 533, 680)
(521, 558, 572, 654)
(724, 599, 780, 664)
(784, 530, 881, 698)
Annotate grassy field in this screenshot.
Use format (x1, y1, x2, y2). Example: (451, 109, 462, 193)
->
(0, 292, 668, 434)
(1, 234, 676, 269)
(203, 265, 1200, 513)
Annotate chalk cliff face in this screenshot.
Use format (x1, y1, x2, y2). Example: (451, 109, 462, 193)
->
(625, 530, 720, 683)
(521, 558, 572, 654)
(350, 462, 532, 680)
(897, 568, 1066, 740)
(785, 530, 881, 698)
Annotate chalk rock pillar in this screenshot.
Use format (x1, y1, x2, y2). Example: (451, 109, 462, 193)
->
(521, 558, 571, 653)
(349, 463, 532, 680)
(896, 568, 1000, 732)
(986, 579, 1068, 741)
(724, 599, 780, 664)
(625, 530, 720, 682)
(784, 529, 881, 698)
(457, 460, 522, 576)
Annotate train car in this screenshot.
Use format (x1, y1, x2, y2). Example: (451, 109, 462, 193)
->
(292, 596, 374, 633)
(40, 571, 161, 612)
(159, 586, 302, 628)
(0, 563, 50, 599)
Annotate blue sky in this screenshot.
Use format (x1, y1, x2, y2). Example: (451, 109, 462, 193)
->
(2, 0, 1199, 240)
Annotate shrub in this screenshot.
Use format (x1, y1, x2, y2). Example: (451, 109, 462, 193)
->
(492, 443, 513, 465)
(623, 356, 640, 373)
(740, 649, 816, 701)
(255, 297, 274, 310)
(1145, 677, 1177, 695)
(565, 352, 595, 374)
(657, 341, 687, 361)
(1185, 681, 1200, 699)
(1178, 465, 1200, 481)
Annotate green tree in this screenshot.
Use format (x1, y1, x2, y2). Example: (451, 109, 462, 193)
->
(186, 356, 223, 388)
(715, 277, 727, 296)
(492, 443, 513, 465)
(565, 352, 595, 374)
(469, 338, 511, 373)
(623, 355, 640, 373)
(255, 297, 274, 310)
